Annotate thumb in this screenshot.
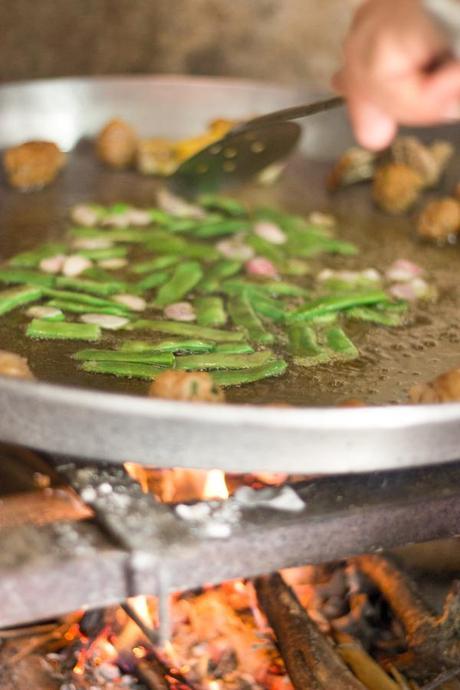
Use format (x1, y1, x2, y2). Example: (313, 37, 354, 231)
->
(347, 97, 397, 150)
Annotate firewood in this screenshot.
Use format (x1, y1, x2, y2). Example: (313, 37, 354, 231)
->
(335, 632, 399, 690)
(353, 555, 460, 669)
(255, 572, 367, 690)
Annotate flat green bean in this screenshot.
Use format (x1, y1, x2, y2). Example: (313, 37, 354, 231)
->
(0, 268, 55, 289)
(195, 219, 250, 238)
(73, 349, 174, 366)
(9, 243, 67, 268)
(56, 276, 126, 297)
(131, 319, 245, 342)
(27, 319, 101, 341)
(176, 350, 273, 371)
(47, 299, 131, 317)
(214, 342, 254, 354)
(136, 270, 171, 293)
(77, 247, 128, 261)
(228, 292, 274, 345)
(326, 327, 359, 360)
(81, 361, 164, 380)
(287, 291, 389, 323)
(194, 296, 227, 327)
(198, 260, 242, 293)
(198, 194, 247, 216)
(212, 359, 287, 386)
(154, 261, 203, 308)
(0, 285, 43, 315)
(131, 256, 180, 275)
(119, 339, 215, 354)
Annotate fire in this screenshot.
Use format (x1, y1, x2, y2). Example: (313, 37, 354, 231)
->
(202, 470, 229, 500)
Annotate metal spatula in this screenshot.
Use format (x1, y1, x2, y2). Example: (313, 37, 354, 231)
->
(170, 96, 344, 195)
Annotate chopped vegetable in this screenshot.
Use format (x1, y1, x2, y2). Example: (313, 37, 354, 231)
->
(26, 305, 65, 321)
(195, 296, 227, 327)
(212, 359, 287, 386)
(56, 276, 126, 297)
(287, 291, 389, 323)
(27, 319, 101, 341)
(154, 261, 204, 308)
(80, 314, 130, 331)
(228, 292, 274, 345)
(119, 339, 214, 354)
(245, 257, 279, 279)
(164, 302, 196, 322)
(0, 268, 55, 288)
(9, 243, 67, 268)
(73, 349, 174, 366)
(0, 285, 43, 315)
(214, 342, 254, 354)
(289, 323, 332, 367)
(326, 326, 359, 360)
(195, 219, 250, 238)
(347, 306, 406, 326)
(176, 350, 273, 371)
(132, 319, 245, 342)
(136, 270, 171, 293)
(62, 255, 93, 277)
(113, 294, 146, 312)
(198, 194, 246, 216)
(198, 260, 242, 293)
(45, 289, 131, 311)
(81, 360, 164, 380)
(40, 255, 66, 274)
(77, 246, 128, 261)
(131, 256, 180, 274)
(253, 221, 286, 245)
(48, 299, 130, 317)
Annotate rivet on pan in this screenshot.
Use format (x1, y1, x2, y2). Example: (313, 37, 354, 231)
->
(244, 132, 257, 141)
(250, 141, 266, 154)
(223, 147, 237, 159)
(196, 163, 209, 174)
(210, 145, 222, 155)
(223, 161, 237, 173)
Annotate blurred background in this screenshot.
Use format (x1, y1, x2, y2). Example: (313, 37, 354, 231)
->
(0, 0, 358, 87)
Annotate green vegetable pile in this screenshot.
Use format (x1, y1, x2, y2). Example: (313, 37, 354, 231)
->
(1, 194, 408, 388)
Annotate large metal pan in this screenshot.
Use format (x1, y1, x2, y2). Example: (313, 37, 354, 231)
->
(0, 75, 460, 473)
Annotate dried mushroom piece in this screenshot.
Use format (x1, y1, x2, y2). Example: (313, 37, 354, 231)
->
(327, 147, 376, 191)
(410, 367, 460, 403)
(3, 141, 66, 191)
(96, 118, 138, 169)
(391, 136, 453, 187)
(0, 350, 34, 380)
(417, 197, 460, 242)
(149, 370, 225, 403)
(372, 163, 424, 214)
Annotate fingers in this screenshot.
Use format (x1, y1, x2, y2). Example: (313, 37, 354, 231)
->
(347, 96, 398, 150)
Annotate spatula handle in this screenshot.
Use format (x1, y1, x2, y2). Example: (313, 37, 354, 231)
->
(237, 96, 345, 131)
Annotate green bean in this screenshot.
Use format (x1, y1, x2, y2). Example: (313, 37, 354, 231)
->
(287, 234, 358, 258)
(81, 361, 164, 380)
(47, 299, 131, 317)
(176, 350, 273, 371)
(44, 289, 131, 310)
(180, 242, 219, 262)
(9, 243, 67, 268)
(148, 208, 173, 225)
(131, 256, 180, 275)
(279, 259, 310, 277)
(228, 292, 274, 345)
(165, 218, 201, 233)
(82, 267, 118, 283)
(108, 202, 130, 215)
(194, 296, 227, 327)
(136, 270, 171, 293)
(70, 228, 154, 243)
(287, 291, 389, 323)
(195, 219, 250, 238)
(119, 339, 215, 354)
(27, 319, 101, 341)
(326, 327, 359, 360)
(198, 260, 242, 293)
(249, 294, 286, 323)
(0, 285, 43, 315)
(346, 306, 405, 326)
(214, 342, 254, 354)
(77, 247, 128, 261)
(212, 358, 287, 386)
(289, 323, 332, 367)
(154, 261, 203, 308)
(222, 279, 307, 299)
(73, 349, 174, 366)
(131, 319, 245, 342)
(198, 194, 247, 216)
(246, 235, 284, 264)
(56, 276, 126, 297)
(0, 268, 55, 288)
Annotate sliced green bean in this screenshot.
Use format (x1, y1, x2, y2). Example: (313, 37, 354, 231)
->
(194, 296, 227, 327)
(77, 246, 128, 261)
(222, 279, 307, 299)
(144, 235, 188, 254)
(0, 285, 43, 315)
(82, 267, 118, 283)
(228, 292, 274, 345)
(73, 349, 174, 366)
(249, 294, 286, 323)
(326, 326, 359, 360)
(44, 289, 131, 310)
(0, 268, 55, 289)
(176, 350, 273, 371)
(195, 219, 250, 238)
(287, 234, 358, 258)
(212, 359, 287, 386)
(48, 299, 131, 317)
(56, 276, 126, 297)
(198, 260, 243, 293)
(131, 256, 180, 275)
(246, 235, 284, 264)
(214, 342, 254, 354)
(27, 319, 101, 341)
(154, 261, 203, 308)
(180, 242, 219, 262)
(131, 319, 245, 342)
(279, 259, 310, 277)
(9, 243, 67, 268)
(148, 208, 173, 225)
(81, 361, 164, 380)
(119, 339, 215, 354)
(289, 323, 332, 367)
(70, 228, 154, 243)
(287, 291, 389, 323)
(136, 270, 171, 293)
(198, 194, 247, 216)
(346, 306, 405, 326)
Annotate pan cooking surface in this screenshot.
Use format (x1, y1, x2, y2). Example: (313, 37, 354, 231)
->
(0, 136, 460, 407)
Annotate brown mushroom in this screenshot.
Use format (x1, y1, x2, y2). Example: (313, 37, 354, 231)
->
(0, 350, 34, 380)
(410, 368, 460, 403)
(96, 118, 138, 169)
(136, 138, 178, 176)
(391, 137, 453, 187)
(372, 163, 424, 214)
(149, 370, 225, 403)
(327, 147, 376, 191)
(417, 196, 460, 241)
(3, 141, 66, 191)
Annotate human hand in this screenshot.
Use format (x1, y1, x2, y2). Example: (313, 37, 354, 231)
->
(334, 0, 460, 149)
